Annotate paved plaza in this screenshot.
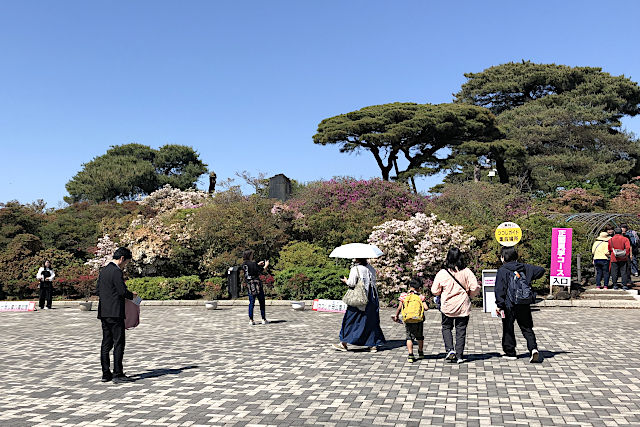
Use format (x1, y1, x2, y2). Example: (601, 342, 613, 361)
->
(1, 305, 640, 426)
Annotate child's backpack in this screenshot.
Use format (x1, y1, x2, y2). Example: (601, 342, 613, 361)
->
(401, 293, 424, 323)
(507, 270, 535, 305)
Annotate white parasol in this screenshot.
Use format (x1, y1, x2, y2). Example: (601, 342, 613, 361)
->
(329, 243, 384, 259)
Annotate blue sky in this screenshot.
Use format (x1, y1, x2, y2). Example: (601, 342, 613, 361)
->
(1, 0, 639, 207)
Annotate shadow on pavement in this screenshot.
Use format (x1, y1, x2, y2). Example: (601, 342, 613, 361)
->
(133, 365, 199, 380)
(465, 352, 502, 361)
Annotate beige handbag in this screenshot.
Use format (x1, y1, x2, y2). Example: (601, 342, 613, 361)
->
(342, 267, 368, 311)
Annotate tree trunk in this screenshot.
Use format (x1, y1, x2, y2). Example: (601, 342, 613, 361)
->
(473, 164, 480, 182)
(496, 157, 509, 184)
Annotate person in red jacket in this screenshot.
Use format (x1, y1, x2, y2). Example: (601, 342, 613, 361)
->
(608, 228, 631, 290)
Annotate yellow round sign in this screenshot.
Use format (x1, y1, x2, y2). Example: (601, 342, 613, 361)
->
(495, 222, 522, 247)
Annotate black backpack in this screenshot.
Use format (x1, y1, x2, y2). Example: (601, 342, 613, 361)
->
(507, 270, 535, 305)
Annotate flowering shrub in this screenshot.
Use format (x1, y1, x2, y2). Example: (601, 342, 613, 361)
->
(368, 213, 474, 296)
(119, 186, 205, 276)
(140, 184, 210, 214)
(55, 264, 97, 299)
(294, 178, 429, 216)
(549, 188, 606, 213)
(609, 181, 640, 214)
(85, 234, 119, 273)
(204, 277, 226, 299)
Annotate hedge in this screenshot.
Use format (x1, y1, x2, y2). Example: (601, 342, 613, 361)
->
(273, 266, 349, 300)
(126, 275, 203, 300)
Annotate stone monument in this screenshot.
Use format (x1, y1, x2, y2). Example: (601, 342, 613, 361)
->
(268, 174, 292, 201)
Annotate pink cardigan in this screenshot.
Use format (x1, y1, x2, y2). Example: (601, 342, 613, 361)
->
(431, 268, 480, 317)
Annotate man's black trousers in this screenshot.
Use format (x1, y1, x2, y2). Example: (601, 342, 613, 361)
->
(502, 304, 537, 356)
(100, 318, 126, 376)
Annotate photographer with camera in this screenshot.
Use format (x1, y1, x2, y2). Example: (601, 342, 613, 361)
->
(36, 260, 55, 310)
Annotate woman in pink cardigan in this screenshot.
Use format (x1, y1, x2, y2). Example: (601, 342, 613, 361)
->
(431, 248, 480, 364)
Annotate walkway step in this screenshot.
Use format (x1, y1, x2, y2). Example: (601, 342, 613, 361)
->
(580, 294, 636, 300)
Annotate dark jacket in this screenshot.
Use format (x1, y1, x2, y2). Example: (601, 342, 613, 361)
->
(96, 262, 133, 319)
(495, 261, 545, 309)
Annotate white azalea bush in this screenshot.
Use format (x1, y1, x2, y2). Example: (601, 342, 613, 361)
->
(92, 186, 209, 276)
(368, 213, 474, 296)
(140, 184, 209, 214)
(85, 234, 119, 273)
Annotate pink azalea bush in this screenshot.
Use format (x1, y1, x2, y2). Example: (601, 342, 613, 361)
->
(368, 213, 474, 296)
(294, 177, 430, 216)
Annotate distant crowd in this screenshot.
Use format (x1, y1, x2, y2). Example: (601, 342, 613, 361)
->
(592, 223, 638, 290)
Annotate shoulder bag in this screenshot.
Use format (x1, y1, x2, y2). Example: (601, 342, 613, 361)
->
(342, 267, 368, 311)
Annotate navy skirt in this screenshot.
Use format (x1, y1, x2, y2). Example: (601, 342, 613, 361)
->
(339, 285, 386, 347)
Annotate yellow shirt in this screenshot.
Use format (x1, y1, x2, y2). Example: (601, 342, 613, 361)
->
(592, 238, 610, 260)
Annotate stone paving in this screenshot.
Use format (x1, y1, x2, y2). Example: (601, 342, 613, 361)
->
(1, 306, 640, 426)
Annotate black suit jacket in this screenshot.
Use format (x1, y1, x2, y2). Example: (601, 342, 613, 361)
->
(96, 262, 133, 319)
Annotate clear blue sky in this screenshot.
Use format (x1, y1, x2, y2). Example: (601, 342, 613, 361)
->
(1, 0, 639, 207)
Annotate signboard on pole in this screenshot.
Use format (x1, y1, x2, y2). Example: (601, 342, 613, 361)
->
(495, 222, 522, 247)
(482, 270, 497, 315)
(550, 228, 572, 292)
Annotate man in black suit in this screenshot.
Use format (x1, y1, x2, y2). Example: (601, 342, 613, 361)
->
(97, 247, 136, 383)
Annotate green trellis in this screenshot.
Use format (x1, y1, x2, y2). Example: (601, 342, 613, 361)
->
(547, 213, 640, 241)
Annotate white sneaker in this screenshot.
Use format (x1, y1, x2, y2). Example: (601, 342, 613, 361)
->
(529, 349, 540, 363)
(369, 346, 378, 353)
(503, 354, 517, 360)
(445, 350, 456, 361)
(44, 307, 49, 310)
(249, 320, 255, 326)
(261, 319, 269, 325)
(456, 358, 465, 364)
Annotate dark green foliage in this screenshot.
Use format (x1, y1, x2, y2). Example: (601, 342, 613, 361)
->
(40, 201, 140, 259)
(126, 276, 203, 300)
(65, 143, 208, 202)
(274, 241, 333, 271)
(0, 202, 45, 250)
(455, 61, 640, 192)
(273, 267, 348, 300)
(313, 103, 502, 181)
(192, 190, 291, 276)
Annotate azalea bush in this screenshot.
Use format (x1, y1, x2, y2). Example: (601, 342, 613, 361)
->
(609, 181, 640, 214)
(118, 186, 206, 276)
(368, 213, 474, 297)
(273, 266, 348, 300)
(285, 178, 430, 251)
(548, 188, 606, 213)
(204, 277, 227, 300)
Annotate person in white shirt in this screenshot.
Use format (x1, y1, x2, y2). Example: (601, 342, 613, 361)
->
(36, 260, 55, 310)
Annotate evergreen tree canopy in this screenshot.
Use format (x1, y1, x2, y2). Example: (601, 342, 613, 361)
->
(313, 102, 502, 181)
(65, 144, 208, 203)
(454, 61, 640, 192)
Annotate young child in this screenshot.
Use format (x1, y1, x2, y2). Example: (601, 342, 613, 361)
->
(393, 280, 429, 363)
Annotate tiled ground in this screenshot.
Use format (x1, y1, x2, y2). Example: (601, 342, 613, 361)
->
(1, 306, 639, 426)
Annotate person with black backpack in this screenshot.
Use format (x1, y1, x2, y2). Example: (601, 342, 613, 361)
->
(495, 246, 545, 363)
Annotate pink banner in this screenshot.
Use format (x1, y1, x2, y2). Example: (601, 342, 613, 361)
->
(550, 228, 572, 282)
